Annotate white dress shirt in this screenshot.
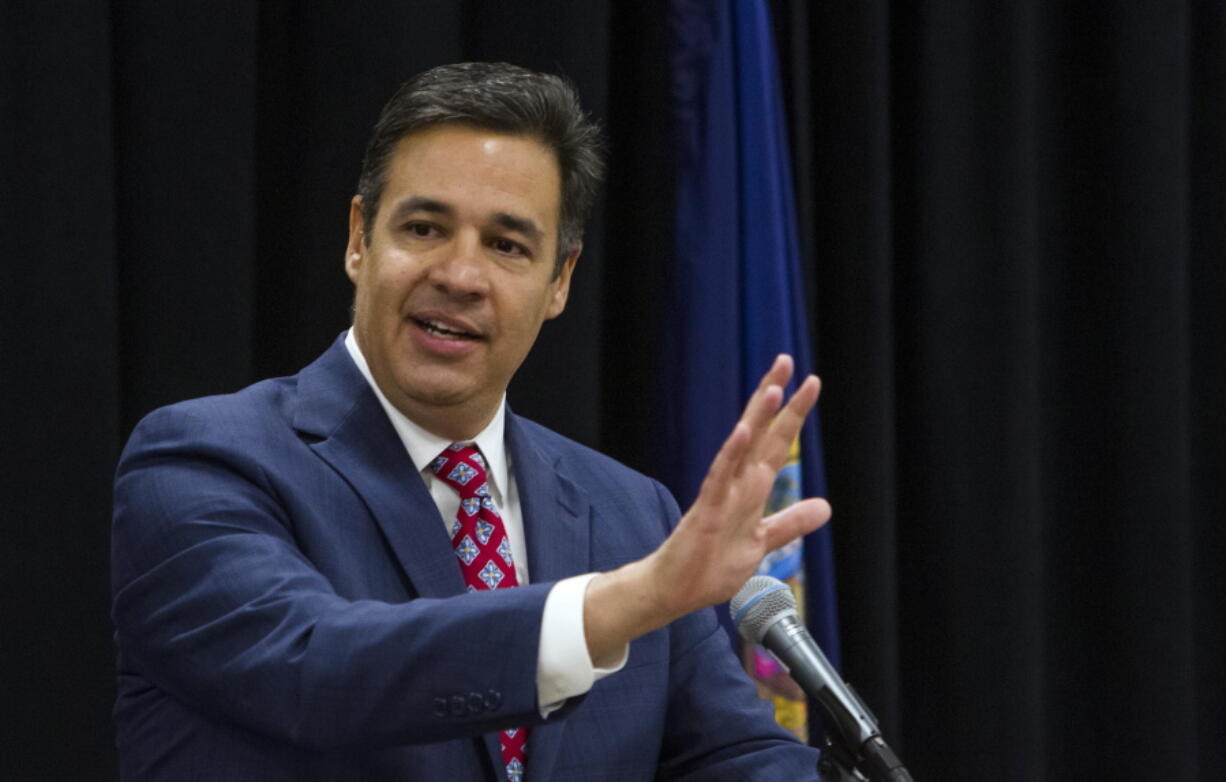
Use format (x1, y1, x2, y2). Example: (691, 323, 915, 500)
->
(344, 329, 626, 716)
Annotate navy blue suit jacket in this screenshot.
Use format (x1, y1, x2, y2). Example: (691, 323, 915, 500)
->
(112, 336, 819, 781)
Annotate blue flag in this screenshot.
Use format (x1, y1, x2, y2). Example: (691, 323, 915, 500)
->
(667, 0, 841, 738)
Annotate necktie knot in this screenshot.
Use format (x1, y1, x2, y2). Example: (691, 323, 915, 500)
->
(431, 444, 489, 499)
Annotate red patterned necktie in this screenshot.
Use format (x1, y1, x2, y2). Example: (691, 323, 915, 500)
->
(431, 443, 527, 782)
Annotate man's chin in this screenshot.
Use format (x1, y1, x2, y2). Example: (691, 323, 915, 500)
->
(393, 373, 498, 415)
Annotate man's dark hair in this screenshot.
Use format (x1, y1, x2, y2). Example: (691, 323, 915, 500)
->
(357, 62, 605, 275)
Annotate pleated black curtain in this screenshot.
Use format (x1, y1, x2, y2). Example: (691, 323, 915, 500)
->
(775, 2, 1226, 778)
(2, 1, 1222, 779)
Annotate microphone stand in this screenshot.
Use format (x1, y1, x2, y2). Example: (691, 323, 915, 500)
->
(816, 730, 915, 782)
(816, 734, 869, 781)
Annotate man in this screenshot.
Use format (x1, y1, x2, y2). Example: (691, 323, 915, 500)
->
(112, 62, 831, 781)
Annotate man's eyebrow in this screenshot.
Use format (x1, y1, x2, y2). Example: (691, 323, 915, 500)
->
(388, 196, 454, 221)
(492, 212, 543, 245)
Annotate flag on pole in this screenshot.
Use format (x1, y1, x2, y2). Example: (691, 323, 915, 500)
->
(667, 0, 840, 741)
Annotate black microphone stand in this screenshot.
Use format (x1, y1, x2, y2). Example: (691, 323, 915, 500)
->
(816, 730, 915, 782)
(816, 733, 869, 781)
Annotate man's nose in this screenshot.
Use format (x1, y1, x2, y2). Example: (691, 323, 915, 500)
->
(428, 230, 490, 297)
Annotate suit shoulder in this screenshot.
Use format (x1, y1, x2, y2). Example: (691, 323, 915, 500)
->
(511, 416, 670, 495)
(123, 375, 296, 456)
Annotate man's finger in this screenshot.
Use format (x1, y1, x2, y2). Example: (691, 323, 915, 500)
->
(761, 497, 832, 551)
(744, 356, 793, 416)
(750, 354, 793, 395)
(698, 421, 751, 505)
(736, 356, 794, 457)
(753, 374, 821, 468)
(740, 384, 785, 446)
(774, 374, 820, 436)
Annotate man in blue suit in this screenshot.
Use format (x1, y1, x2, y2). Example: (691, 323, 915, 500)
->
(112, 63, 831, 781)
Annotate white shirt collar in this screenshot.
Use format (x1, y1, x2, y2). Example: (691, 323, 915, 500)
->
(343, 328, 510, 501)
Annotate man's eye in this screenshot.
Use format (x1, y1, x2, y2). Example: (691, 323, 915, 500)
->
(405, 223, 436, 238)
(492, 238, 526, 256)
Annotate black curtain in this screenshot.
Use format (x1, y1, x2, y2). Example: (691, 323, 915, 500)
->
(3, 2, 1222, 779)
(775, 2, 1226, 778)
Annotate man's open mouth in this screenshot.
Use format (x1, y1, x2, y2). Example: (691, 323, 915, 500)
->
(415, 317, 479, 340)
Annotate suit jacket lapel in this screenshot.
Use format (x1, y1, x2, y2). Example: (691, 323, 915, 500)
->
(292, 339, 593, 780)
(506, 411, 592, 781)
(292, 336, 465, 598)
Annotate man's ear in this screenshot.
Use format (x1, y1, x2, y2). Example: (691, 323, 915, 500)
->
(546, 245, 581, 319)
(345, 196, 365, 283)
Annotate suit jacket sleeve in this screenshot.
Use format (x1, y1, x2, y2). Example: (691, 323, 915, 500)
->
(112, 401, 550, 752)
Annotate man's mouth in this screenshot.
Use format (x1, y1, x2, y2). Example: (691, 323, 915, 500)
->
(413, 317, 480, 340)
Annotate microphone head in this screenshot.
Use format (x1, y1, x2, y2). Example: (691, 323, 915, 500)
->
(731, 575, 798, 643)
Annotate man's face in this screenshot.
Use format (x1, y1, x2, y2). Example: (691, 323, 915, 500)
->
(345, 124, 577, 438)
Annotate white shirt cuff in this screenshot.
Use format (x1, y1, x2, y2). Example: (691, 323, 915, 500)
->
(536, 572, 630, 717)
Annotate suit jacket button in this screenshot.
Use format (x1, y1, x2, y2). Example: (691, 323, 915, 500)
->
(467, 692, 485, 714)
(484, 689, 502, 711)
(432, 697, 448, 718)
(449, 695, 467, 717)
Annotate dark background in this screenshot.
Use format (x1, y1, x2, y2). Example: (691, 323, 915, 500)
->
(3, 1, 1223, 779)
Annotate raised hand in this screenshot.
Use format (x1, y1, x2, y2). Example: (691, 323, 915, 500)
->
(583, 355, 832, 662)
(646, 354, 831, 616)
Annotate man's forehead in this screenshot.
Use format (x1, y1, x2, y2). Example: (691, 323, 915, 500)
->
(389, 124, 558, 173)
(377, 124, 562, 229)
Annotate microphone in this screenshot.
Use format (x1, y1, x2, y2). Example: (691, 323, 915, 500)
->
(731, 576, 913, 782)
